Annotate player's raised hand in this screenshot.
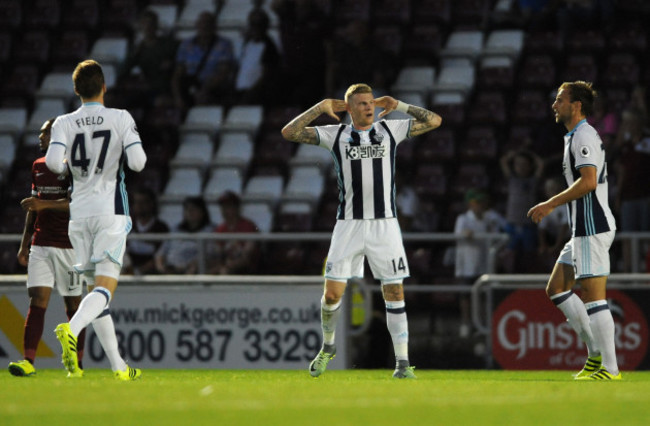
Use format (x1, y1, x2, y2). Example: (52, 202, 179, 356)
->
(319, 99, 346, 121)
(20, 197, 41, 212)
(375, 96, 398, 118)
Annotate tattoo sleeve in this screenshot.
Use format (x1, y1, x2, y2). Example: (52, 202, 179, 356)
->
(407, 105, 442, 137)
(281, 104, 322, 145)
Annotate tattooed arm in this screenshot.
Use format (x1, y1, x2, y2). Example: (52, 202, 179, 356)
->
(375, 96, 442, 137)
(281, 99, 347, 145)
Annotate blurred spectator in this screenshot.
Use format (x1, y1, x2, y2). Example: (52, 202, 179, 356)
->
(556, 0, 615, 36)
(271, 0, 328, 107)
(207, 191, 260, 274)
(536, 177, 570, 271)
(499, 148, 544, 272)
(453, 189, 506, 337)
(395, 173, 419, 231)
(171, 11, 236, 110)
(613, 108, 650, 271)
(234, 8, 281, 106)
(125, 187, 170, 276)
(587, 93, 619, 148)
(118, 9, 177, 107)
(325, 19, 396, 98)
(154, 196, 213, 274)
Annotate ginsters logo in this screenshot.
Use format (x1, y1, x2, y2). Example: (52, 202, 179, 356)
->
(492, 290, 648, 370)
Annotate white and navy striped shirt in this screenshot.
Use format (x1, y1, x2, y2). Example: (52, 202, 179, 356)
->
(46, 103, 146, 220)
(562, 119, 616, 237)
(316, 119, 411, 220)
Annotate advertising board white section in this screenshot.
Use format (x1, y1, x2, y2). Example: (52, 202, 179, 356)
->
(0, 283, 347, 370)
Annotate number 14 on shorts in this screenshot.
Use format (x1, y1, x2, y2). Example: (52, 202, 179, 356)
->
(390, 257, 407, 274)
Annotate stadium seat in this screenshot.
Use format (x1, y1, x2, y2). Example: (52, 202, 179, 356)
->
(0, 108, 28, 137)
(459, 126, 498, 161)
(0, 133, 15, 174)
(282, 166, 324, 205)
(433, 62, 475, 99)
(161, 168, 204, 202)
(170, 133, 214, 169)
(127, 167, 166, 194)
(276, 201, 313, 232)
(412, 0, 451, 25)
(50, 31, 90, 69)
(417, 128, 456, 162)
(607, 23, 647, 53)
(26, 99, 66, 134)
(61, 0, 99, 31)
(430, 92, 466, 127)
(89, 37, 129, 66)
(1, 65, 40, 100)
(602, 53, 640, 89)
(289, 143, 332, 171)
(483, 30, 524, 59)
(451, 163, 490, 195)
(477, 55, 514, 90)
(413, 164, 448, 198)
(24, 0, 61, 30)
(203, 167, 244, 202)
(391, 66, 436, 99)
(242, 175, 284, 207)
(221, 105, 264, 136)
(562, 54, 598, 85)
(211, 132, 254, 173)
(467, 91, 507, 125)
(565, 29, 605, 54)
(35, 72, 77, 103)
(241, 202, 274, 233)
(147, 4, 178, 35)
(254, 132, 295, 172)
(158, 201, 184, 228)
(517, 54, 555, 89)
(179, 105, 224, 137)
(440, 30, 484, 62)
(402, 24, 444, 62)
(525, 29, 563, 55)
(373, 0, 411, 25)
(0, 0, 22, 30)
(206, 202, 223, 225)
(175, 0, 217, 30)
(13, 31, 50, 65)
(511, 90, 549, 124)
(452, 0, 490, 27)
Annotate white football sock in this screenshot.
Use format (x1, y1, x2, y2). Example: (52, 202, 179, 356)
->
(586, 300, 618, 375)
(69, 288, 111, 336)
(550, 291, 599, 357)
(385, 300, 409, 362)
(92, 309, 127, 372)
(321, 296, 342, 347)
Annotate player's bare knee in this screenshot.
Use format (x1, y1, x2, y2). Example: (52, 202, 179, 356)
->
(382, 283, 404, 301)
(323, 289, 343, 305)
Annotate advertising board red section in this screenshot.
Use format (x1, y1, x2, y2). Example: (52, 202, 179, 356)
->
(492, 289, 648, 370)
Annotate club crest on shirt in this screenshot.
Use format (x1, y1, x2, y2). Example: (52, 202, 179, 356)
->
(579, 145, 590, 157)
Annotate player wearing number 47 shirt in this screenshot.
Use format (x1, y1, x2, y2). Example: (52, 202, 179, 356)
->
(45, 59, 147, 381)
(282, 83, 442, 379)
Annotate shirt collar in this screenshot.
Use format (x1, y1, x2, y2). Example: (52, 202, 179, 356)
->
(566, 118, 587, 137)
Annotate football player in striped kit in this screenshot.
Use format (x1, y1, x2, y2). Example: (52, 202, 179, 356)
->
(282, 83, 441, 378)
(528, 81, 620, 380)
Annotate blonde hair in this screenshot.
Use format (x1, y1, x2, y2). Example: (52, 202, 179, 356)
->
(344, 83, 373, 103)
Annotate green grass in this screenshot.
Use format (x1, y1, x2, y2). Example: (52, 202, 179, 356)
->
(2, 369, 650, 425)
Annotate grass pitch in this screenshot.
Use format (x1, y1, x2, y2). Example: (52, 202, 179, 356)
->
(2, 369, 650, 426)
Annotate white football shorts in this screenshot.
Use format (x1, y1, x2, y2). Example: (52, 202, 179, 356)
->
(557, 230, 615, 279)
(68, 215, 132, 280)
(27, 245, 82, 296)
(324, 218, 409, 283)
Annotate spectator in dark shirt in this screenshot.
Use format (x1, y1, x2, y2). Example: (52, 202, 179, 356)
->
(125, 187, 169, 275)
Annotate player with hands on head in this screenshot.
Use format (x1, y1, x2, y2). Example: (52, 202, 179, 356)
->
(282, 84, 441, 379)
(46, 59, 147, 381)
(527, 81, 619, 380)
